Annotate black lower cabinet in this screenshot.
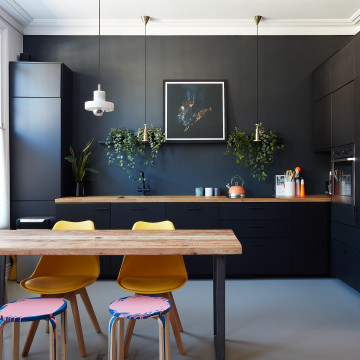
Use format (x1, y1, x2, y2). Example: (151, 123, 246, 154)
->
(166, 203, 219, 277)
(292, 203, 330, 275)
(332, 240, 360, 291)
(55, 203, 112, 278)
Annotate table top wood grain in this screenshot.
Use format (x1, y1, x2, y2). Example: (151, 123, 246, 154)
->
(0, 229, 242, 256)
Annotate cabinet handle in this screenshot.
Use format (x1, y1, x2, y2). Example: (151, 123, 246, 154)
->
(186, 208, 202, 211)
(94, 208, 109, 211)
(131, 208, 147, 211)
(249, 207, 264, 211)
(248, 225, 265, 229)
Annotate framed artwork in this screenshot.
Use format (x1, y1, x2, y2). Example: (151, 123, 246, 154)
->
(164, 80, 226, 143)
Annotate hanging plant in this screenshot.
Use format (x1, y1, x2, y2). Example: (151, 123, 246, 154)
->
(105, 125, 166, 181)
(225, 123, 285, 181)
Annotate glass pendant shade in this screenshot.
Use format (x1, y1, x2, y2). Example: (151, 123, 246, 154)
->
(85, 84, 114, 116)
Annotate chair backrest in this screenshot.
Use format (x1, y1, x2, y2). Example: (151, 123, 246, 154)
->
(117, 221, 188, 280)
(29, 220, 99, 278)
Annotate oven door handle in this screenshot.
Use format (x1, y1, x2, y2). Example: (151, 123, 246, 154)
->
(332, 158, 356, 162)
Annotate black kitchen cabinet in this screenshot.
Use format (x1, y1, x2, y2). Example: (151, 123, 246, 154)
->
(331, 81, 355, 147)
(56, 203, 112, 277)
(110, 203, 166, 276)
(9, 62, 73, 224)
(166, 203, 219, 277)
(331, 40, 355, 92)
(291, 203, 330, 275)
(313, 95, 331, 151)
(111, 203, 166, 229)
(312, 60, 331, 102)
(355, 33, 360, 79)
(355, 78, 360, 227)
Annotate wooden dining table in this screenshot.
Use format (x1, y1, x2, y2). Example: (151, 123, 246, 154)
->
(0, 229, 242, 360)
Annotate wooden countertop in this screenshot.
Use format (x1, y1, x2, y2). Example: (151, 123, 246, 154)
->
(55, 195, 331, 203)
(0, 229, 241, 256)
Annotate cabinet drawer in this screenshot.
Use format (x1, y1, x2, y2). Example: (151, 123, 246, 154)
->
(227, 238, 291, 275)
(332, 221, 360, 251)
(221, 220, 290, 238)
(165, 203, 219, 229)
(55, 203, 110, 229)
(111, 203, 165, 229)
(220, 203, 291, 220)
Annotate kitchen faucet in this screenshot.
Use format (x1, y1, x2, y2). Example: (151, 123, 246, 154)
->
(138, 171, 150, 196)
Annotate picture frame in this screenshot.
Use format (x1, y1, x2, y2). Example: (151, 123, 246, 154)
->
(164, 80, 226, 143)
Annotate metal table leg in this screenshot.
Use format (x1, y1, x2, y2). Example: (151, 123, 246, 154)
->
(213, 255, 225, 360)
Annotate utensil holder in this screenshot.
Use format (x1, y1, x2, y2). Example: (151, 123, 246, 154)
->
(284, 180, 295, 197)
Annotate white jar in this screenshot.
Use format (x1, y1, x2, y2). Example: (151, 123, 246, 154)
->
(284, 180, 295, 197)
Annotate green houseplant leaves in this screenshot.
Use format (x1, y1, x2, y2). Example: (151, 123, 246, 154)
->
(225, 123, 285, 181)
(65, 138, 99, 183)
(105, 125, 166, 181)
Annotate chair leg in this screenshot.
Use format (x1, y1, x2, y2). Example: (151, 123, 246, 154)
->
(22, 320, 40, 357)
(12, 322, 20, 360)
(108, 317, 119, 360)
(124, 319, 136, 357)
(117, 319, 125, 360)
(168, 292, 183, 332)
(61, 309, 68, 360)
(79, 288, 101, 333)
(0, 321, 7, 360)
(164, 314, 171, 360)
(49, 318, 57, 360)
(157, 317, 165, 360)
(161, 293, 185, 355)
(67, 293, 86, 357)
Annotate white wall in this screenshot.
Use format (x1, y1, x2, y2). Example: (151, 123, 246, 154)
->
(0, 20, 22, 229)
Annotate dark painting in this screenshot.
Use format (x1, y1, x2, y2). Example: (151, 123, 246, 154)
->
(164, 81, 226, 142)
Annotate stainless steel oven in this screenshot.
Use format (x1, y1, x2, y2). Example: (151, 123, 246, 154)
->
(331, 144, 355, 205)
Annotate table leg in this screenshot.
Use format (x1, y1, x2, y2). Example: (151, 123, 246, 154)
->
(0, 256, 5, 306)
(213, 255, 225, 360)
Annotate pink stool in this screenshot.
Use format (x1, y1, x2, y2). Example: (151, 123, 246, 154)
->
(108, 295, 171, 360)
(0, 297, 67, 360)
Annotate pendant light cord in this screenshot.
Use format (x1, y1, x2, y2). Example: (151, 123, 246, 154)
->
(98, 0, 101, 86)
(144, 20, 147, 126)
(256, 22, 258, 124)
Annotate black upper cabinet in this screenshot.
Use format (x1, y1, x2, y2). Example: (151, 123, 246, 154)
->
(9, 62, 73, 202)
(313, 95, 331, 151)
(355, 78, 360, 227)
(331, 81, 355, 147)
(312, 60, 331, 102)
(355, 33, 360, 79)
(331, 40, 355, 92)
(10, 62, 62, 98)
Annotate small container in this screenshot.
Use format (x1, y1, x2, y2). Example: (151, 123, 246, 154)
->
(284, 180, 295, 197)
(300, 179, 305, 197)
(295, 178, 301, 196)
(195, 187, 204, 196)
(205, 187, 213, 197)
(214, 187, 220, 196)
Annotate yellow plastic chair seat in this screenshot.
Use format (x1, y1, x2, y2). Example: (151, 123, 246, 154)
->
(21, 275, 97, 294)
(119, 276, 187, 294)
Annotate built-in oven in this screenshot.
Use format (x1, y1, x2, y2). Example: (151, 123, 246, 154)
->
(331, 144, 355, 205)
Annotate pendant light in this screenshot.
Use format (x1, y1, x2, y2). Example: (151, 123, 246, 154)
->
(254, 15, 262, 142)
(141, 16, 150, 142)
(85, 0, 114, 116)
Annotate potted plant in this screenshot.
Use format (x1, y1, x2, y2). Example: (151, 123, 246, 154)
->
(65, 138, 99, 196)
(225, 123, 285, 181)
(105, 125, 166, 181)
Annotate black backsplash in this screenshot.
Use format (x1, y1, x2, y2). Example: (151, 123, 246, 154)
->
(23, 35, 349, 197)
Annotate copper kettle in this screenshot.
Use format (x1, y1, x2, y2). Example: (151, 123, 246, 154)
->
(226, 175, 245, 198)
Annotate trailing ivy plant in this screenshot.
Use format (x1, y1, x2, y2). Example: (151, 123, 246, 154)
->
(105, 125, 166, 181)
(225, 123, 285, 181)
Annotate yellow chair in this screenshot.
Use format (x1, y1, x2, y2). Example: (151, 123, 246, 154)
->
(20, 220, 101, 357)
(117, 220, 188, 356)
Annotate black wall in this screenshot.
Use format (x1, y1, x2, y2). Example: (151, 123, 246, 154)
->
(23, 35, 349, 197)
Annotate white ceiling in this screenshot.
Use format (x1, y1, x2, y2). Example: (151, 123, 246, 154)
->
(0, 0, 360, 35)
